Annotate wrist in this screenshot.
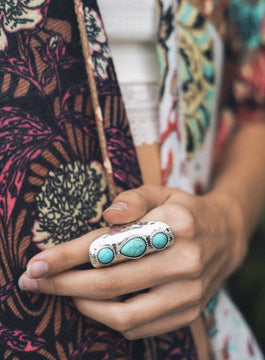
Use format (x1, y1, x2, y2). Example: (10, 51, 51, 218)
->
(204, 190, 247, 273)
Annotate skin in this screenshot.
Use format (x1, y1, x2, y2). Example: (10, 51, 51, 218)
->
(19, 122, 265, 340)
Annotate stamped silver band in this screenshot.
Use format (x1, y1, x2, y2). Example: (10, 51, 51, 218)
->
(89, 221, 175, 268)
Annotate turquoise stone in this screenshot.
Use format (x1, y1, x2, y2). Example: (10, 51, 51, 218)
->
(152, 232, 168, 249)
(98, 248, 114, 264)
(121, 237, 146, 258)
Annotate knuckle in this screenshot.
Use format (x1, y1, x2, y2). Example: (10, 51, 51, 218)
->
(190, 281, 204, 303)
(182, 243, 203, 277)
(73, 299, 86, 316)
(140, 184, 160, 195)
(178, 208, 196, 237)
(153, 205, 167, 221)
(128, 184, 162, 209)
(59, 247, 72, 270)
(125, 189, 145, 206)
(112, 310, 134, 332)
(122, 331, 138, 340)
(187, 306, 201, 324)
(47, 276, 61, 295)
(163, 203, 177, 218)
(92, 273, 120, 299)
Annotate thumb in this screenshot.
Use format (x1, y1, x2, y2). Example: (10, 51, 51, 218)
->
(103, 184, 174, 225)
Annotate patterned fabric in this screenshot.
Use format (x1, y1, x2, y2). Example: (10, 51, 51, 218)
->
(215, 0, 265, 159)
(204, 289, 264, 360)
(0, 0, 264, 359)
(156, 1, 264, 359)
(0, 0, 197, 359)
(0, 0, 140, 358)
(157, 0, 223, 192)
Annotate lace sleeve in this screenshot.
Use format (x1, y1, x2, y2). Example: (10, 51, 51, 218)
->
(120, 83, 160, 146)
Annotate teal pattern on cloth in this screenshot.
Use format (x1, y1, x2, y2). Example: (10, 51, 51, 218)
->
(204, 291, 219, 337)
(157, 1, 264, 358)
(177, 0, 215, 155)
(229, 0, 265, 49)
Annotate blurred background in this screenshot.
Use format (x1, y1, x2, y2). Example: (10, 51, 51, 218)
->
(228, 212, 265, 353)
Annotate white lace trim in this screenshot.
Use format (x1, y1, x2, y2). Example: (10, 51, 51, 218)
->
(120, 83, 159, 146)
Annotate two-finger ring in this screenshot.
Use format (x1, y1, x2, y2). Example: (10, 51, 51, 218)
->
(89, 221, 175, 268)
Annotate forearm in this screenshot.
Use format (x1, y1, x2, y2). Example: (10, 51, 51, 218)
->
(208, 121, 265, 243)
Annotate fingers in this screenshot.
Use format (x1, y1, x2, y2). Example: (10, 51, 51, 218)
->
(25, 185, 196, 281)
(19, 249, 170, 297)
(25, 203, 198, 283)
(140, 203, 197, 239)
(77, 279, 202, 327)
(24, 185, 179, 280)
(25, 227, 109, 279)
(73, 286, 201, 339)
(19, 239, 204, 298)
(20, 185, 202, 301)
(122, 306, 200, 340)
(105, 184, 197, 239)
(103, 184, 174, 224)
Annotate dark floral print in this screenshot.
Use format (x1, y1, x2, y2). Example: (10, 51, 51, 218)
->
(36, 33, 79, 87)
(32, 161, 107, 248)
(83, 6, 111, 79)
(106, 128, 142, 190)
(0, 327, 46, 352)
(0, 0, 143, 359)
(0, 107, 60, 224)
(0, 0, 47, 51)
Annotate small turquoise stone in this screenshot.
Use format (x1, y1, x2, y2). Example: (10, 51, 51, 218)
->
(152, 232, 168, 249)
(121, 237, 146, 258)
(98, 248, 114, 264)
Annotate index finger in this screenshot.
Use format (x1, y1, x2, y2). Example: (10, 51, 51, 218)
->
(26, 227, 109, 278)
(26, 185, 174, 279)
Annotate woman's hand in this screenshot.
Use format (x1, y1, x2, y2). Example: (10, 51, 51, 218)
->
(18, 184, 246, 339)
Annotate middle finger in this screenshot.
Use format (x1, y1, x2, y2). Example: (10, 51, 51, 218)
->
(72, 279, 203, 330)
(19, 240, 199, 298)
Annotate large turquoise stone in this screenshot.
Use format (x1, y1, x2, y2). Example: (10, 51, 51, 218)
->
(121, 237, 146, 258)
(98, 248, 114, 264)
(152, 232, 168, 249)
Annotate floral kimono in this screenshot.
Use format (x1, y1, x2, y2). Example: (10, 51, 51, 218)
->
(0, 0, 264, 359)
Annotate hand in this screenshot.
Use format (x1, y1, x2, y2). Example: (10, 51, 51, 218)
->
(19, 185, 246, 339)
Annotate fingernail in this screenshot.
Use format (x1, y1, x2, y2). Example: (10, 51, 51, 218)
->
(18, 275, 38, 291)
(104, 202, 128, 212)
(27, 261, 48, 279)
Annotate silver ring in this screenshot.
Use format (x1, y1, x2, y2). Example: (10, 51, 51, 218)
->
(89, 221, 175, 268)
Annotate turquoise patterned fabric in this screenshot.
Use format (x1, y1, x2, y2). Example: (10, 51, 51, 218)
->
(229, 0, 265, 49)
